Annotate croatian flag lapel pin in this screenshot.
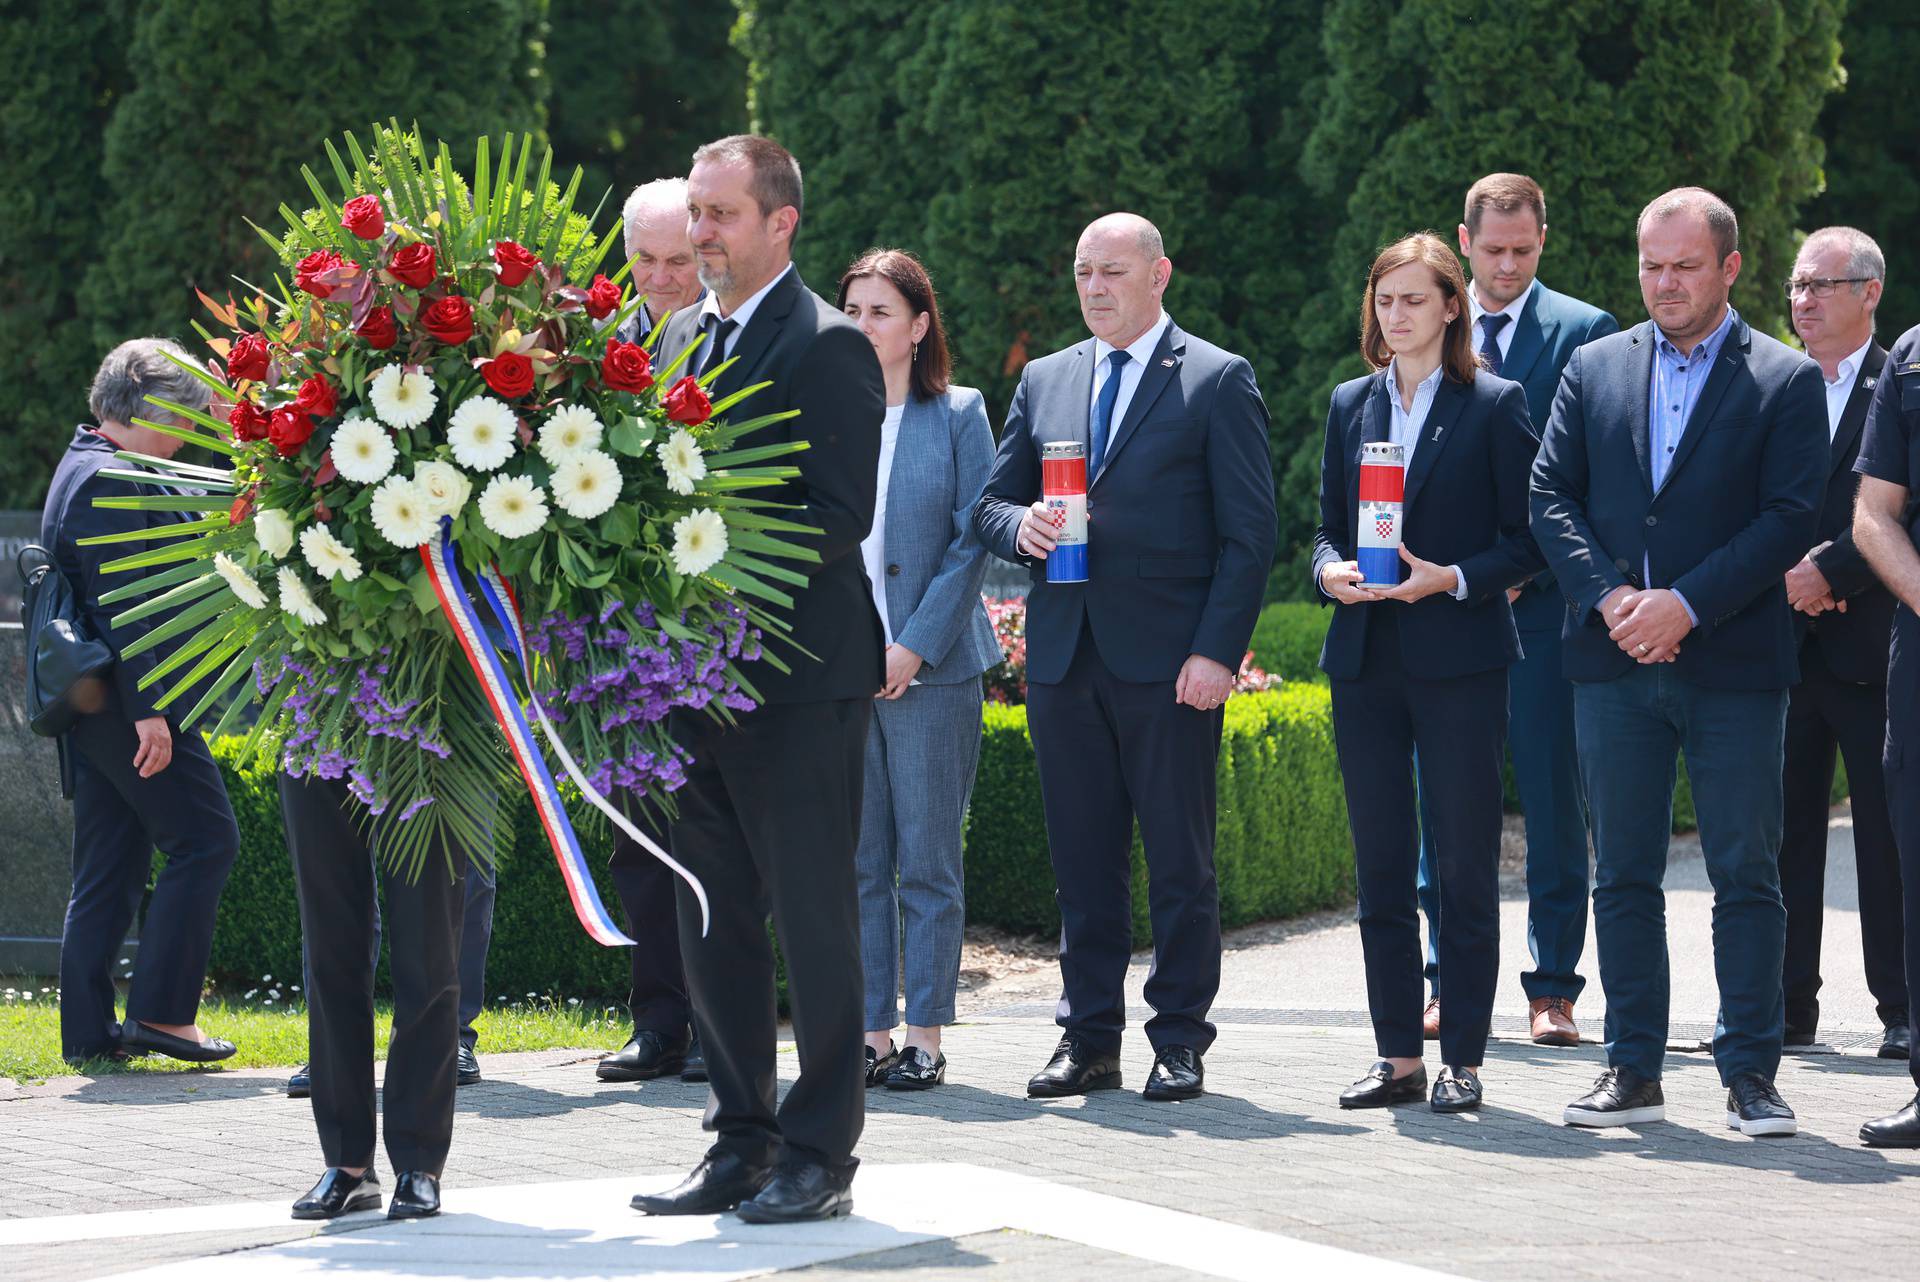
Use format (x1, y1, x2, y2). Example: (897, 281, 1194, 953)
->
(1160, 357, 1176, 367)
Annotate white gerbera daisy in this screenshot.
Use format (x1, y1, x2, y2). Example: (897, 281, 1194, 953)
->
(299, 524, 363, 582)
(330, 414, 397, 485)
(537, 404, 604, 466)
(658, 428, 707, 496)
(213, 552, 269, 609)
(412, 459, 472, 519)
(253, 508, 295, 560)
(276, 567, 327, 626)
(447, 396, 519, 472)
(669, 507, 728, 577)
(370, 476, 440, 548)
(477, 474, 549, 540)
(368, 364, 437, 430)
(550, 449, 622, 520)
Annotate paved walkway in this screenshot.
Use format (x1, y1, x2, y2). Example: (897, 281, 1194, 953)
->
(3, 813, 1916, 1280)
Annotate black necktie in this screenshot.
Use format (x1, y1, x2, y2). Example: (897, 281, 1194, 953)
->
(698, 315, 738, 379)
(1478, 313, 1511, 376)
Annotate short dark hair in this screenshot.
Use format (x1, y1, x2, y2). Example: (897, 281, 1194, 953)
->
(1360, 233, 1480, 385)
(691, 134, 803, 240)
(836, 248, 952, 401)
(1463, 173, 1546, 235)
(1638, 187, 1739, 264)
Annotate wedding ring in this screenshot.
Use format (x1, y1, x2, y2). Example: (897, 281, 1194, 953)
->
(1636, 643, 1649, 654)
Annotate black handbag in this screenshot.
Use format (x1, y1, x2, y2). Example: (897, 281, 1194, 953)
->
(18, 543, 114, 738)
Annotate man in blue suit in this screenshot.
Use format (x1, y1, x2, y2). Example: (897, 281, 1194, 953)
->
(976, 213, 1276, 1103)
(1532, 188, 1827, 1136)
(1416, 174, 1617, 1048)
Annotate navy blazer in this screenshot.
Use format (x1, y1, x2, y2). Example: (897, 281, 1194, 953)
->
(1798, 341, 1895, 684)
(1310, 371, 1543, 682)
(974, 318, 1277, 685)
(1530, 315, 1828, 690)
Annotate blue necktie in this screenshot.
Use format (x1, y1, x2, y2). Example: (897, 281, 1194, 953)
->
(1478, 313, 1510, 376)
(1090, 349, 1131, 480)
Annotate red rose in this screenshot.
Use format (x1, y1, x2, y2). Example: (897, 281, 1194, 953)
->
(227, 333, 270, 383)
(356, 305, 397, 350)
(493, 240, 541, 287)
(584, 273, 622, 320)
(421, 296, 474, 346)
(294, 374, 339, 419)
(388, 243, 437, 290)
(227, 399, 270, 442)
(268, 406, 316, 456)
(600, 339, 654, 394)
(295, 250, 345, 298)
(480, 351, 535, 399)
(340, 194, 385, 240)
(663, 375, 712, 426)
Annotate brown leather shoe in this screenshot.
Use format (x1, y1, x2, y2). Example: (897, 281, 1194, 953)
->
(1529, 996, 1579, 1047)
(1422, 997, 1441, 1041)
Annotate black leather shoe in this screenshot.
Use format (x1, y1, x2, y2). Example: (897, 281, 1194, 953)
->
(1564, 1066, 1664, 1127)
(1339, 1060, 1427, 1109)
(457, 1044, 481, 1087)
(287, 1064, 311, 1099)
(681, 1033, 707, 1082)
(1879, 1023, 1912, 1061)
(1431, 1066, 1482, 1113)
(597, 1029, 689, 1082)
(631, 1152, 771, 1216)
(1725, 1072, 1797, 1137)
(292, 1168, 381, 1220)
(885, 1045, 946, 1090)
(733, 1161, 853, 1224)
(117, 1021, 237, 1063)
(864, 1040, 901, 1088)
(1860, 1092, 1920, 1148)
(1026, 1036, 1121, 1098)
(388, 1171, 441, 1219)
(1142, 1045, 1204, 1101)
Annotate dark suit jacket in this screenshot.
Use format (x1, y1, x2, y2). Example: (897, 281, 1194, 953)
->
(1798, 342, 1894, 683)
(1311, 371, 1543, 681)
(656, 267, 886, 703)
(974, 318, 1277, 685)
(1530, 314, 1828, 690)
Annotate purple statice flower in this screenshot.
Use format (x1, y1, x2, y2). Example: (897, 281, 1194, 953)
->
(396, 796, 436, 822)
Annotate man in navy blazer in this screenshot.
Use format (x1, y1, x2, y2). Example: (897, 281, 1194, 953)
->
(976, 213, 1276, 1103)
(1532, 188, 1827, 1136)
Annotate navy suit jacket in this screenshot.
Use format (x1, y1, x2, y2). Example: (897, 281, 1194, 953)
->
(1797, 341, 1895, 684)
(1311, 371, 1543, 681)
(1530, 315, 1828, 690)
(974, 318, 1277, 685)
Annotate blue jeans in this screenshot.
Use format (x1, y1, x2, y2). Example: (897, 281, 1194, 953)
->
(1576, 665, 1787, 1085)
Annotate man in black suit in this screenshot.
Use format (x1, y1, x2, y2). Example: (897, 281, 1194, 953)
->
(1778, 227, 1908, 1059)
(1532, 188, 1827, 1136)
(975, 213, 1277, 1104)
(609, 177, 707, 348)
(629, 135, 884, 1224)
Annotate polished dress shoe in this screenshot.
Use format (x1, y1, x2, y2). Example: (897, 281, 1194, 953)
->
(1431, 1066, 1482, 1112)
(864, 1040, 901, 1088)
(1528, 997, 1579, 1047)
(117, 1021, 236, 1063)
(1422, 997, 1441, 1041)
(457, 1044, 482, 1087)
(292, 1168, 381, 1220)
(1783, 1023, 1817, 1048)
(388, 1171, 441, 1219)
(1026, 1036, 1121, 1098)
(681, 1033, 707, 1082)
(1860, 1092, 1920, 1148)
(734, 1161, 852, 1224)
(1142, 1045, 1204, 1101)
(287, 1063, 311, 1099)
(631, 1152, 771, 1216)
(1879, 1023, 1912, 1061)
(1339, 1061, 1427, 1109)
(597, 1029, 689, 1082)
(885, 1045, 946, 1090)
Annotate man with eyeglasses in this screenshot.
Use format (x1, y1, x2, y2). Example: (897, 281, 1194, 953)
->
(1777, 228, 1907, 1062)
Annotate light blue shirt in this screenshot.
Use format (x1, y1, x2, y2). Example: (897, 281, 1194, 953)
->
(1644, 306, 1737, 625)
(1381, 360, 1466, 600)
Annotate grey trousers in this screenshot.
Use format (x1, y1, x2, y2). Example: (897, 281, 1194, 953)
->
(855, 677, 984, 1030)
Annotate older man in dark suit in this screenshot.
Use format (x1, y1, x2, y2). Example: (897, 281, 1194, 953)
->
(975, 213, 1276, 1104)
(1532, 188, 1827, 1136)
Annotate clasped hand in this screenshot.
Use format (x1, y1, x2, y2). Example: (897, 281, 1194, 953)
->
(1785, 545, 1847, 617)
(1603, 586, 1690, 663)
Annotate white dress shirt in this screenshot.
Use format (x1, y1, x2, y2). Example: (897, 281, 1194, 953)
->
(697, 262, 796, 358)
(1089, 311, 1173, 437)
(1381, 358, 1467, 601)
(861, 403, 906, 648)
(1468, 278, 1537, 363)
(1822, 337, 1874, 440)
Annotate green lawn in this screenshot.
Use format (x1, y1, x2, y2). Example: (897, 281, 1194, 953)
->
(0, 979, 630, 1083)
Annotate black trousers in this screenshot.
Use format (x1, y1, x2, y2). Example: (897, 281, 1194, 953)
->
(1026, 624, 1224, 1056)
(1780, 642, 1908, 1030)
(280, 773, 467, 1174)
(1881, 608, 1920, 1088)
(610, 796, 690, 1038)
(668, 699, 869, 1173)
(1329, 614, 1505, 1067)
(60, 711, 239, 1061)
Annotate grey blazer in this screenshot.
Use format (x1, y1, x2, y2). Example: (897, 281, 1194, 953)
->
(875, 387, 1002, 683)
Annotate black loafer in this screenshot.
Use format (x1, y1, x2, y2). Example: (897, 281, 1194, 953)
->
(733, 1160, 852, 1224)
(631, 1152, 771, 1216)
(681, 1033, 708, 1082)
(388, 1171, 441, 1220)
(1431, 1066, 1482, 1113)
(1879, 1023, 1912, 1061)
(1142, 1045, 1205, 1101)
(1026, 1036, 1121, 1098)
(287, 1063, 311, 1099)
(885, 1045, 946, 1090)
(292, 1168, 381, 1220)
(457, 1044, 481, 1087)
(1860, 1092, 1920, 1148)
(117, 1021, 237, 1063)
(864, 1040, 901, 1088)
(1339, 1060, 1427, 1109)
(597, 1029, 690, 1082)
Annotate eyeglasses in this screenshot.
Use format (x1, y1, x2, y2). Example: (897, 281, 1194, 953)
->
(1784, 277, 1872, 298)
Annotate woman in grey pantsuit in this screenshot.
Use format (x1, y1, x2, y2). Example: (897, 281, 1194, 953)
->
(838, 250, 1002, 1090)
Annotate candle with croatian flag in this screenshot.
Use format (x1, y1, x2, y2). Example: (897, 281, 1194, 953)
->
(1356, 441, 1405, 588)
(1042, 441, 1089, 583)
